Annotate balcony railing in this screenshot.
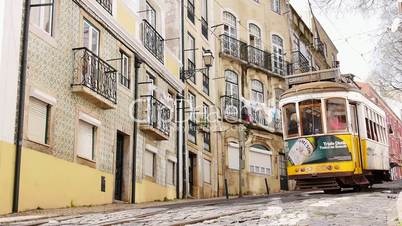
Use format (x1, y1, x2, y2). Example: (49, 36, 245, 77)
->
(221, 95, 241, 119)
(188, 120, 197, 143)
(248, 45, 272, 71)
(220, 34, 248, 61)
(220, 35, 293, 76)
(72, 47, 117, 107)
(187, 0, 195, 23)
(187, 59, 196, 83)
(142, 19, 164, 64)
(142, 95, 171, 137)
(315, 38, 326, 57)
(96, 0, 113, 15)
(201, 17, 208, 39)
(290, 51, 312, 74)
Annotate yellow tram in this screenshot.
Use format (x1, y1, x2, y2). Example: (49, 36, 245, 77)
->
(279, 81, 391, 192)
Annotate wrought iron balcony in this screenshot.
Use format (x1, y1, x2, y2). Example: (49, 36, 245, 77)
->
(201, 17, 208, 39)
(96, 0, 113, 15)
(248, 45, 272, 71)
(188, 120, 197, 143)
(142, 19, 164, 64)
(315, 38, 326, 57)
(290, 51, 312, 74)
(220, 34, 248, 61)
(221, 95, 241, 120)
(140, 95, 171, 140)
(72, 47, 117, 109)
(187, 0, 195, 23)
(250, 104, 268, 126)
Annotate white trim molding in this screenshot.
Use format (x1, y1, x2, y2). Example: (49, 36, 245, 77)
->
(30, 88, 57, 105)
(79, 112, 101, 127)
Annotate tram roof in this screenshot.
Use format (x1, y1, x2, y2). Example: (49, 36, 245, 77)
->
(281, 81, 360, 99)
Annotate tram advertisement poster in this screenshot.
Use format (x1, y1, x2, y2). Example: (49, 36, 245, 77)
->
(285, 135, 352, 166)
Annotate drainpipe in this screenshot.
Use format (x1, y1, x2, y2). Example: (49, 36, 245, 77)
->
(180, 0, 187, 199)
(132, 57, 142, 204)
(13, 0, 31, 213)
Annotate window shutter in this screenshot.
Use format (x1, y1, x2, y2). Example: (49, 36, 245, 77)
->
(228, 144, 239, 170)
(203, 159, 211, 183)
(28, 98, 48, 144)
(144, 151, 154, 177)
(78, 120, 94, 160)
(166, 160, 174, 185)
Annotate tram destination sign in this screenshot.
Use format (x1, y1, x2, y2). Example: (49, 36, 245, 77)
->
(287, 68, 340, 85)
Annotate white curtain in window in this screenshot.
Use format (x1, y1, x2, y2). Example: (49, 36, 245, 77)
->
(78, 120, 95, 160)
(28, 97, 48, 144)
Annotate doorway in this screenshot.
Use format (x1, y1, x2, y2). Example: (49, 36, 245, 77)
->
(188, 152, 197, 197)
(279, 153, 288, 191)
(115, 132, 125, 201)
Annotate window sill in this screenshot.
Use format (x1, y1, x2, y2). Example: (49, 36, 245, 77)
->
(29, 23, 58, 49)
(77, 155, 96, 168)
(144, 175, 157, 183)
(24, 139, 52, 155)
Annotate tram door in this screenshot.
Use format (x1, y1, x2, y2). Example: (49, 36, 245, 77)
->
(349, 104, 363, 171)
(279, 153, 288, 190)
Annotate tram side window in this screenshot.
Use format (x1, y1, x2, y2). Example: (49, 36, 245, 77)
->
(299, 99, 323, 136)
(365, 118, 372, 140)
(284, 103, 298, 138)
(326, 98, 348, 133)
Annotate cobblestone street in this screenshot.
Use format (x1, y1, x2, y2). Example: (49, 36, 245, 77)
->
(1, 182, 401, 226)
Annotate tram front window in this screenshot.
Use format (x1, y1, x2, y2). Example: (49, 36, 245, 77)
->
(284, 103, 298, 138)
(326, 98, 348, 132)
(299, 100, 322, 136)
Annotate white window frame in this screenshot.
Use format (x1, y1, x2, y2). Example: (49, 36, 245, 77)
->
(27, 97, 50, 145)
(166, 160, 175, 185)
(144, 150, 156, 178)
(249, 145, 272, 176)
(31, 0, 54, 35)
(27, 89, 57, 145)
(77, 112, 101, 161)
(272, 34, 284, 75)
(272, 0, 281, 14)
(120, 51, 130, 88)
(83, 19, 100, 55)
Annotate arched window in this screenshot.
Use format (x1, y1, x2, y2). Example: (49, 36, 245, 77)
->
(272, 34, 284, 75)
(225, 70, 238, 98)
(251, 80, 264, 103)
(249, 144, 272, 175)
(223, 11, 237, 38)
(223, 70, 239, 118)
(249, 23, 261, 48)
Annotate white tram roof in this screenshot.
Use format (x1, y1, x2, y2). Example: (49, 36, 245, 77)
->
(280, 81, 385, 116)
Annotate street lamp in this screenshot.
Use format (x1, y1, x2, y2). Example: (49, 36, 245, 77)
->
(180, 49, 214, 80)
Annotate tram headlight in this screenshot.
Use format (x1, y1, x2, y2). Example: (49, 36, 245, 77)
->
(327, 165, 333, 170)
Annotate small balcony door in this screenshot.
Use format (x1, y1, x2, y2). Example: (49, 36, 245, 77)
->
(83, 20, 100, 88)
